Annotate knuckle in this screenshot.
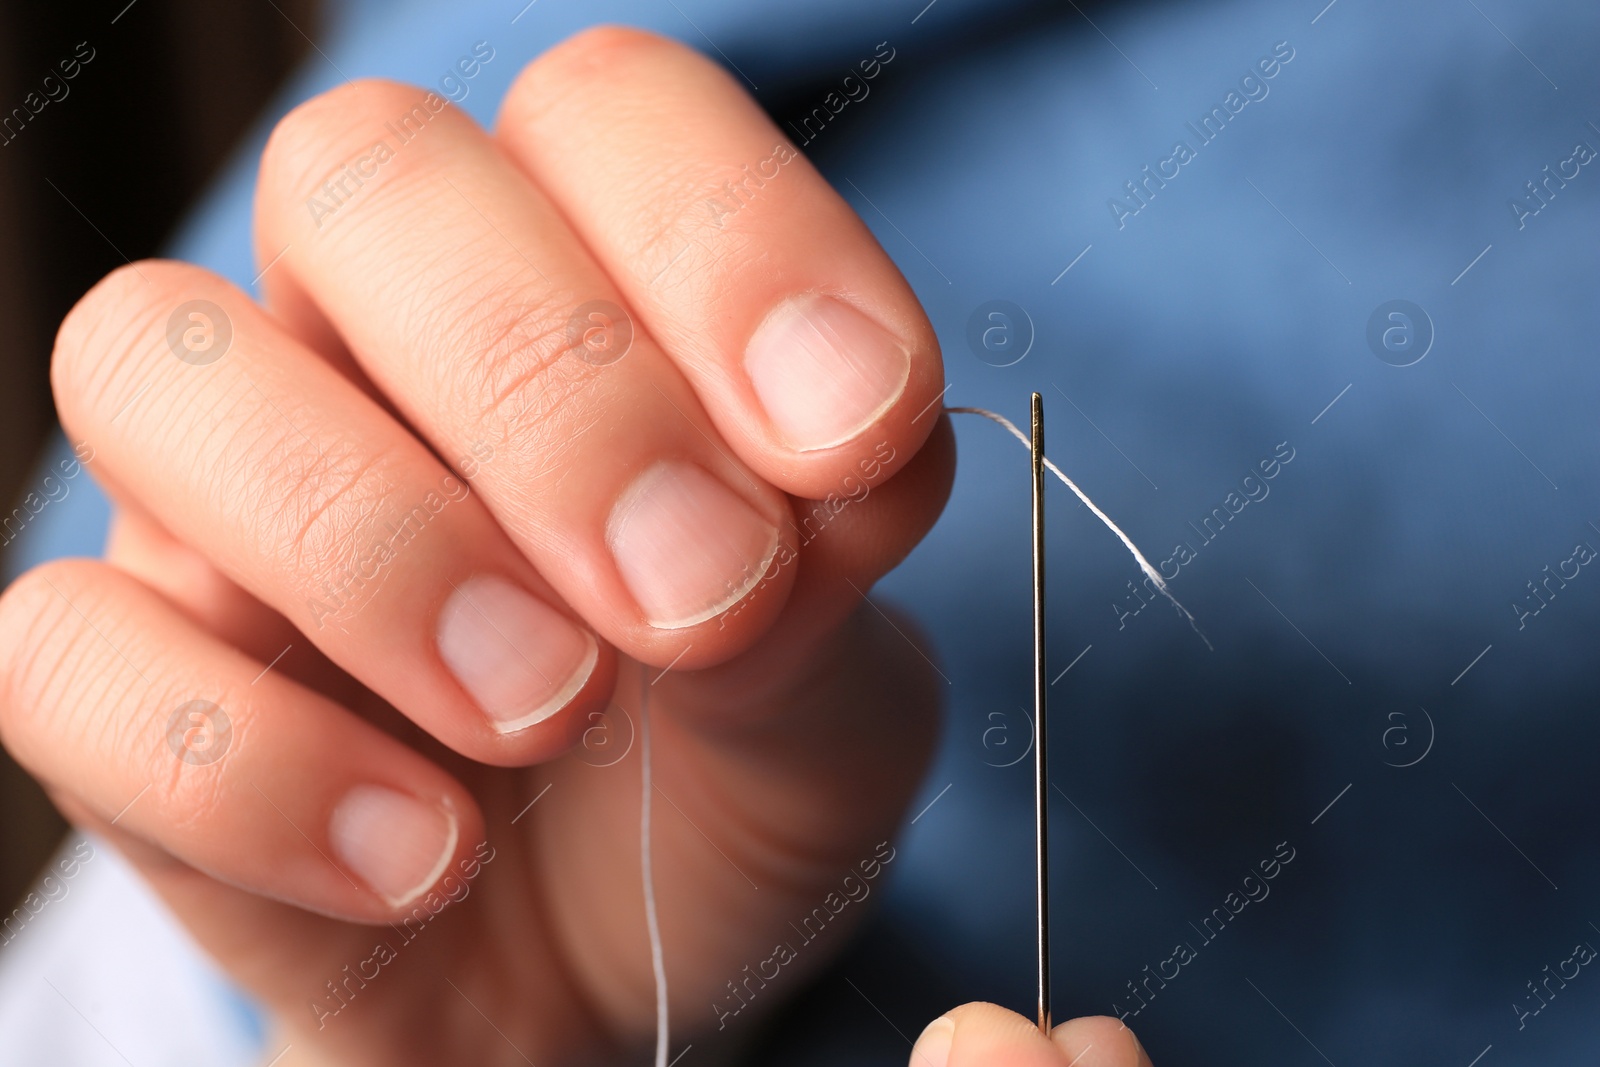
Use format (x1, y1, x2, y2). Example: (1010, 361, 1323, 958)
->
(438, 285, 596, 479)
(147, 719, 234, 834)
(52, 260, 231, 429)
(254, 438, 397, 599)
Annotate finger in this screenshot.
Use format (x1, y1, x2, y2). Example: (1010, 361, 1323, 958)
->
(667, 415, 956, 720)
(909, 1004, 1153, 1067)
(254, 79, 797, 668)
(498, 28, 944, 500)
(53, 260, 613, 765)
(1051, 1016, 1154, 1067)
(0, 559, 485, 921)
(105, 506, 302, 669)
(104, 506, 374, 711)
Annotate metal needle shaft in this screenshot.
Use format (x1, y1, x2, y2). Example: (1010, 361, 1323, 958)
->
(1031, 392, 1051, 1035)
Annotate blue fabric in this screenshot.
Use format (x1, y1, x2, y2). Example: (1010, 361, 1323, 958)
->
(8, 0, 1599, 1062)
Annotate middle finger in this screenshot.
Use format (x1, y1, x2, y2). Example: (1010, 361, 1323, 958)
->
(256, 80, 796, 667)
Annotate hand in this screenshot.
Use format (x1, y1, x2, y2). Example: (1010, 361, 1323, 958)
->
(911, 1005, 1154, 1067)
(0, 27, 953, 1066)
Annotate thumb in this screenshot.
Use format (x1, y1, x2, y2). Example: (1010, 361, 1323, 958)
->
(908, 1003, 1154, 1067)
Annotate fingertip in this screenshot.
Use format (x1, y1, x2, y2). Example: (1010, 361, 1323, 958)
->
(432, 573, 623, 766)
(910, 1002, 1063, 1067)
(735, 293, 944, 501)
(743, 291, 929, 458)
(327, 784, 463, 909)
(1050, 1015, 1154, 1067)
(909, 1014, 955, 1067)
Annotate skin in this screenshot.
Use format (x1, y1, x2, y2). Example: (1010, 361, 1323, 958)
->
(912, 1007, 1156, 1067)
(0, 27, 1155, 1067)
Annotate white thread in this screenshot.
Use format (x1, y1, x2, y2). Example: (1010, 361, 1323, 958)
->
(948, 406, 1212, 650)
(640, 669, 669, 1067)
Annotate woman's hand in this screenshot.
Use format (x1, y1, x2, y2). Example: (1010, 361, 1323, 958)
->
(0, 26, 957, 1066)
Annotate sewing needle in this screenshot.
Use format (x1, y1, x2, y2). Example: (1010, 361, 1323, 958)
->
(1031, 391, 1051, 1035)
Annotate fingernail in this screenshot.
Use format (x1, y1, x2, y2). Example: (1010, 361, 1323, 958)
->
(607, 460, 779, 629)
(745, 294, 911, 451)
(329, 786, 458, 907)
(438, 575, 598, 734)
(910, 1015, 955, 1067)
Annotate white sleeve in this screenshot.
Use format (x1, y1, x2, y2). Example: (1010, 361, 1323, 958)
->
(0, 834, 267, 1067)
